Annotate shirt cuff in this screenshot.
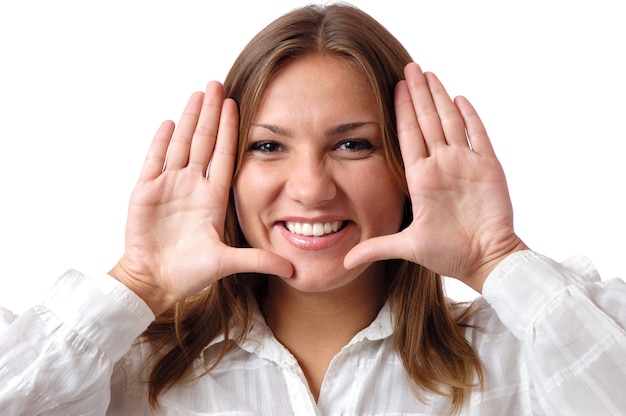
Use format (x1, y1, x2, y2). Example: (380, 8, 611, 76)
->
(482, 250, 599, 340)
(42, 269, 155, 362)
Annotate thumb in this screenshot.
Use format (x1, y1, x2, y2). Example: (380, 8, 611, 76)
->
(344, 233, 415, 270)
(222, 247, 294, 278)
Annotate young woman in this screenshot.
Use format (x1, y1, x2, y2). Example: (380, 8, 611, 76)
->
(2, 4, 625, 415)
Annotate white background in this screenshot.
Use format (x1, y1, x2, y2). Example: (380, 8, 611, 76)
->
(1, 1, 624, 313)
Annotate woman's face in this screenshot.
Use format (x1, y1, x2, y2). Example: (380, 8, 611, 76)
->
(234, 54, 404, 292)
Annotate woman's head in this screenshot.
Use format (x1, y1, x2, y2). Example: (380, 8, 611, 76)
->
(221, 3, 416, 293)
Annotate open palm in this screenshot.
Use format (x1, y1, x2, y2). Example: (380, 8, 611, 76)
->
(110, 82, 292, 315)
(345, 63, 526, 292)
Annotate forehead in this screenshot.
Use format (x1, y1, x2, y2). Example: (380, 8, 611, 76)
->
(253, 54, 379, 126)
(270, 53, 369, 85)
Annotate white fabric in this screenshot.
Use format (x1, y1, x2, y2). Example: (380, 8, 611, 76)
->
(1, 250, 625, 415)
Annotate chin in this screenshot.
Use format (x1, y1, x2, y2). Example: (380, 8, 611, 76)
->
(275, 262, 372, 294)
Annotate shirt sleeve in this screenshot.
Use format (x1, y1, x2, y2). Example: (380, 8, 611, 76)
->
(482, 250, 626, 415)
(0, 269, 154, 416)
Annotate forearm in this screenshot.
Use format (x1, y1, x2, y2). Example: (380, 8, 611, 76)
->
(483, 251, 626, 414)
(0, 270, 154, 415)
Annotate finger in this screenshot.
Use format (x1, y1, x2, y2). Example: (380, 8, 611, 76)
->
(424, 72, 469, 148)
(165, 91, 204, 169)
(395, 80, 428, 164)
(454, 96, 496, 157)
(188, 82, 224, 174)
(138, 120, 175, 182)
(404, 62, 446, 153)
(343, 233, 415, 270)
(206, 98, 239, 200)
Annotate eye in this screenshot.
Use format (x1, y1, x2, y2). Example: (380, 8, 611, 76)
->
(247, 141, 284, 153)
(335, 139, 375, 152)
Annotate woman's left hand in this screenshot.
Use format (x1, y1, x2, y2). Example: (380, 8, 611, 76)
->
(344, 62, 527, 293)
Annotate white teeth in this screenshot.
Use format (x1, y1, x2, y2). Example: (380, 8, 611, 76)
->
(285, 221, 343, 236)
(312, 223, 324, 236)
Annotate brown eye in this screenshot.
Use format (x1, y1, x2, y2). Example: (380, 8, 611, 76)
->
(336, 139, 374, 151)
(248, 141, 284, 153)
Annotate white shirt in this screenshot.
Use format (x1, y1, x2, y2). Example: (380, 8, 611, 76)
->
(1, 250, 625, 415)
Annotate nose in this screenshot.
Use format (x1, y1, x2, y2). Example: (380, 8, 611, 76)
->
(285, 156, 337, 207)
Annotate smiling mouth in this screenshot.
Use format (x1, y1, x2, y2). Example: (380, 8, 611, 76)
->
(284, 221, 345, 237)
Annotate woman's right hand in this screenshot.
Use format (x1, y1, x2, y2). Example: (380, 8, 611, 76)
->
(109, 82, 293, 316)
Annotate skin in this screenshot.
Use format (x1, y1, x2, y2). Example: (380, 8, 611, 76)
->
(109, 54, 528, 398)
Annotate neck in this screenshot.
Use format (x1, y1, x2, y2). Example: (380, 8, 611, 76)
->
(262, 266, 386, 341)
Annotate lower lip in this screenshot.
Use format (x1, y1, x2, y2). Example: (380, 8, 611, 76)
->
(278, 222, 351, 250)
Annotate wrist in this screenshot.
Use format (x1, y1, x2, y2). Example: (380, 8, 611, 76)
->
(109, 260, 174, 316)
(464, 238, 529, 293)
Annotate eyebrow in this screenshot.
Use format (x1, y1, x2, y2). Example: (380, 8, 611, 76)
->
(250, 121, 379, 137)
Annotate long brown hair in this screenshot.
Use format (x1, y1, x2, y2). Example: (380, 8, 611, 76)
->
(143, 3, 482, 412)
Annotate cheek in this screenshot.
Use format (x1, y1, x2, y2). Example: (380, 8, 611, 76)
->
(357, 170, 405, 233)
(233, 165, 280, 236)
(232, 169, 257, 232)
